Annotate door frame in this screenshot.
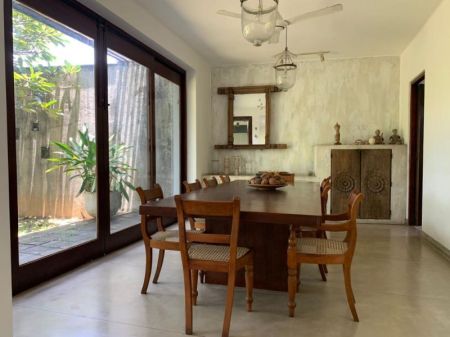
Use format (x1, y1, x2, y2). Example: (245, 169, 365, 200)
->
(4, 0, 187, 293)
(408, 72, 425, 226)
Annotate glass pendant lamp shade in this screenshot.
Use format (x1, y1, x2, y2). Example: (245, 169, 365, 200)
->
(241, 0, 279, 46)
(274, 49, 297, 91)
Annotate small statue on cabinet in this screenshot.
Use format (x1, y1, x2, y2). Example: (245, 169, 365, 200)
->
(389, 129, 403, 145)
(373, 129, 384, 144)
(334, 123, 341, 145)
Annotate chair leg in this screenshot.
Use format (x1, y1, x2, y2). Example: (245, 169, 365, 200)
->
(152, 249, 165, 284)
(318, 231, 328, 273)
(222, 269, 237, 337)
(319, 264, 327, 282)
(199, 270, 205, 284)
(183, 267, 193, 335)
(343, 263, 359, 322)
(191, 269, 199, 306)
(245, 262, 254, 312)
(296, 264, 301, 292)
(141, 244, 152, 294)
(288, 265, 297, 317)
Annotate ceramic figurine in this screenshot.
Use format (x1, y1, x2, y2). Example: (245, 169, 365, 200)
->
(389, 129, 403, 145)
(373, 129, 384, 144)
(334, 123, 342, 145)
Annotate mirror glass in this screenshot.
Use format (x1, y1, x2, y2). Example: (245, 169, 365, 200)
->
(233, 117, 252, 145)
(233, 93, 265, 145)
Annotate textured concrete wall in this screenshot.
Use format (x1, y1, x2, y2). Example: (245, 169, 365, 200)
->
(211, 57, 400, 175)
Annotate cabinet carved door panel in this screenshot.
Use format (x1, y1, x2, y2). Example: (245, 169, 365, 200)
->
(360, 150, 391, 219)
(331, 150, 361, 214)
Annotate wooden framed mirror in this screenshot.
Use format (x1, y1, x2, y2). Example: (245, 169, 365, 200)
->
(214, 85, 287, 149)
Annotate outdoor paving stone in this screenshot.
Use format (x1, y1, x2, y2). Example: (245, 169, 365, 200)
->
(18, 212, 140, 262)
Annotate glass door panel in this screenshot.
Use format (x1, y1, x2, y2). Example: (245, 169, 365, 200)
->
(155, 74, 181, 196)
(13, 2, 97, 264)
(107, 49, 150, 234)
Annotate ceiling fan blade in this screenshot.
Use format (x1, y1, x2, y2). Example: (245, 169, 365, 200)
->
(216, 9, 241, 19)
(285, 4, 343, 25)
(292, 51, 331, 57)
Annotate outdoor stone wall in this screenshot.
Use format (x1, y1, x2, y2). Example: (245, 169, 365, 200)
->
(17, 62, 151, 219)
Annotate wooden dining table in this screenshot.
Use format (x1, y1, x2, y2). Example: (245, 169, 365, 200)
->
(139, 180, 322, 291)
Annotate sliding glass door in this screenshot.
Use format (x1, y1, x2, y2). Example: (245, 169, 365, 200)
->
(107, 48, 150, 234)
(6, 0, 186, 293)
(155, 74, 181, 196)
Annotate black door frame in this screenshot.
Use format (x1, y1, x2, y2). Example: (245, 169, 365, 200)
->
(4, 0, 187, 293)
(408, 73, 425, 226)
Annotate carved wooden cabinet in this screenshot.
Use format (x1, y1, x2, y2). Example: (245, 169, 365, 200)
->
(331, 149, 392, 219)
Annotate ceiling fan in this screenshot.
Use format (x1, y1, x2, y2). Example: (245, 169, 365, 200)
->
(217, 1, 343, 46)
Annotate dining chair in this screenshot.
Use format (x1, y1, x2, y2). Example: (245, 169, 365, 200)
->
(203, 176, 218, 187)
(183, 179, 202, 193)
(296, 178, 331, 282)
(288, 190, 364, 321)
(136, 185, 180, 294)
(183, 180, 207, 231)
(182, 179, 207, 282)
(219, 175, 231, 183)
(175, 195, 254, 337)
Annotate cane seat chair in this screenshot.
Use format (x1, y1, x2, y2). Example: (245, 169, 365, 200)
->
(182, 180, 206, 231)
(203, 176, 219, 187)
(175, 196, 254, 337)
(220, 175, 231, 183)
(288, 190, 364, 321)
(296, 178, 332, 281)
(136, 185, 181, 294)
(183, 179, 202, 194)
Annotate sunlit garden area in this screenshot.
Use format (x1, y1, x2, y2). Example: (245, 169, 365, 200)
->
(13, 2, 179, 264)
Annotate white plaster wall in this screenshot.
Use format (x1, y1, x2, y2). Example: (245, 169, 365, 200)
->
(79, 0, 212, 180)
(399, 0, 450, 249)
(0, 0, 13, 335)
(211, 57, 400, 175)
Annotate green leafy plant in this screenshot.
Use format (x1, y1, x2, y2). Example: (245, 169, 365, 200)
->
(13, 8, 81, 119)
(14, 67, 61, 117)
(46, 127, 136, 201)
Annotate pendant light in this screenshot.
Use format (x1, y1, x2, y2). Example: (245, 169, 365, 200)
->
(273, 26, 297, 91)
(241, 0, 279, 47)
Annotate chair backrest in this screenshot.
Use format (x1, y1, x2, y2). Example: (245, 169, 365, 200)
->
(320, 183, 331, 216)
(175, 196, 241, 266)
(183, 179, 202, 193)
(136, 184, 164, 204)
(320, 176, 331, 191)
(220, 175, 231, 183)
(344, 191, 364, 257)
(136, 185, 165, 239)
(280, 173, 295, 185)
(203, 176, 218, 188)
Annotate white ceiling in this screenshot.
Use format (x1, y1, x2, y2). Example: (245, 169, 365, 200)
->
(135, 0, 442, 65)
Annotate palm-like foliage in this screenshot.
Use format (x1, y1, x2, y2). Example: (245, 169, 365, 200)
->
(46, 127, 135, 201)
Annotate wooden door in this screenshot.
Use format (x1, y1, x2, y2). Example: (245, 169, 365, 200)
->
(331, 150, 361, 214)
(360, 150, 392, 219)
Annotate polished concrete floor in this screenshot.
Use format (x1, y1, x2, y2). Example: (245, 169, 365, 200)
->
(13, 224, 450, 337)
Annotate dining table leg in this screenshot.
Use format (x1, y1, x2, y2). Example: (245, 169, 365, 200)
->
(287, 224, 297, 317)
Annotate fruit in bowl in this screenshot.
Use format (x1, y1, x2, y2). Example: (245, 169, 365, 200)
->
(249, 172, 286, 188)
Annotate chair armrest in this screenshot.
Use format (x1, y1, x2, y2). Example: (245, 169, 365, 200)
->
(323, 212, 349, 221)
(318, 220, 352, 232)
